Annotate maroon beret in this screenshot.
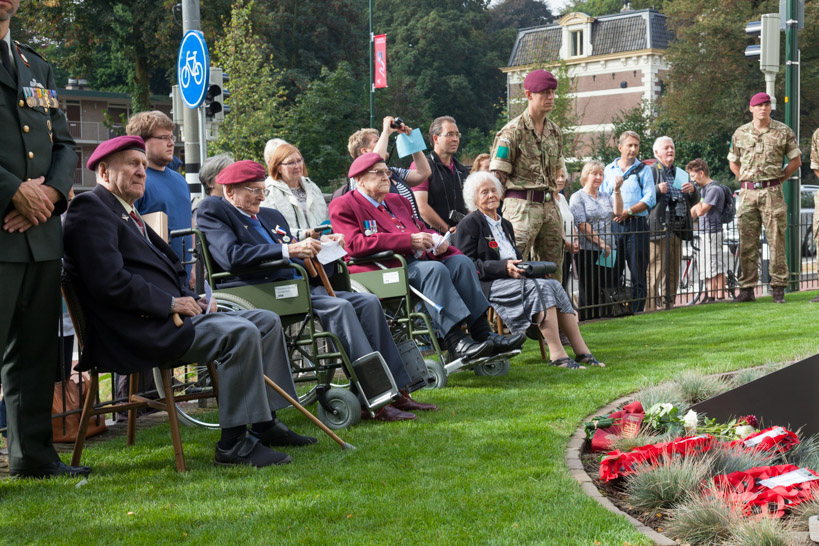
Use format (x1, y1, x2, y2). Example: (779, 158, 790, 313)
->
(216, 160, 266, 185)
(524, 69, 558, 93)
(348, 152, 385, 179)
(86, 135, 145, 171)
(750, 92, 771, 107)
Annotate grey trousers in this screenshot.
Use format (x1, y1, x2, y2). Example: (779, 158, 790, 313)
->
(177, 309, 298, 429)
(407, 254, 490, 334)
(310, 288, 411, 390)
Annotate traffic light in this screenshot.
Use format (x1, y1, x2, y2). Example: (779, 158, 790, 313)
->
(745, 13, 780, 73)
(204, 66, 225, 123)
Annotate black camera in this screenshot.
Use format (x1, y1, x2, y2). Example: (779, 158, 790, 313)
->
(448, 210, 465, 224)
(390, 116, 405, 129)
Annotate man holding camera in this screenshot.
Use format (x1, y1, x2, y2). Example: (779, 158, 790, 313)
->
(490, 69, 566, 283)
(412, 116, 470, 234)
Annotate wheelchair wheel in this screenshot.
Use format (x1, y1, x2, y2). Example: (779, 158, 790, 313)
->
(316, 387, 361, 430)
(424, 359, 447, 389)
(214, 293, 257, 312)
(348, 279, 371, 294)
(474, 359, 511, 377)
(153, 365, 220, 429)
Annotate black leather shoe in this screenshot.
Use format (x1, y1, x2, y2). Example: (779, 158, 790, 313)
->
(10, 460, 92, 479)
(450, 337, 494, 361)
(250, 418, 318, 447)
(215, 432, 291, 467)
(488, 332, 526, 353)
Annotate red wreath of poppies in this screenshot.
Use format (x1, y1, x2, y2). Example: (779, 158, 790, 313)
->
(708, 464, 819, 518)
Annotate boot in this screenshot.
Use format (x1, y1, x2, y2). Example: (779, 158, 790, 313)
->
(734, 288, 756, 303)
(771, 286, 786, 304)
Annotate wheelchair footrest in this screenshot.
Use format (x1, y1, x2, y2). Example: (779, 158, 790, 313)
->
(444, 349, 521, 375)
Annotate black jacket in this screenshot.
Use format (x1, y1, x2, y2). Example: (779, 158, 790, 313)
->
(452, 210, 522, 298)
(647, 163, 699, 241)
(425, 151, 470, 228)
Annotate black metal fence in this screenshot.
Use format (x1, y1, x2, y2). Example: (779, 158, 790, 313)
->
(561, 217, 818, 319)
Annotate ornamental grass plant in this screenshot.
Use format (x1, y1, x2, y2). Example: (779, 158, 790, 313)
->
(724, 516, 801, 546)
(4, 293, 819, 543)
(676, 369, 728, 405)
(624, 456, 712, 513)
(665, 493, 742, 544)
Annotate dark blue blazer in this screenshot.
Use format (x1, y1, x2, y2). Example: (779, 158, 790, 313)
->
(63, 185, 197, 373)
(196, 196, 306, 287)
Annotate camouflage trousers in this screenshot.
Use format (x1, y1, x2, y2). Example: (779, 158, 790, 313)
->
(736, 185, 787, 288)
(502, 197, 565, 283)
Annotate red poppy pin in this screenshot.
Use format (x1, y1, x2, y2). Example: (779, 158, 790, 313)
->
(489, 240, 499, 249)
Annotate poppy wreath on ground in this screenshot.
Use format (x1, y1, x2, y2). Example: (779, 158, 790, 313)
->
(599, 435, 714, 482)
(728, 426, 800, 455)
(586, 400, 645, 452)
(708, 464, 819, 518)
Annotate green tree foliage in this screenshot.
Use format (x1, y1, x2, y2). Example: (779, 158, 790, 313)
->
(257, 0, 367, 101)
(282, 63, 369, 190)
(562, 0, 667, 17)
(211, 0, 286, 162)
(489, 0, 553, 62)
(373, 0, 506, 135)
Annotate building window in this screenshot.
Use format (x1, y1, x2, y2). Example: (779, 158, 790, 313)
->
(571, 30, 584, 57)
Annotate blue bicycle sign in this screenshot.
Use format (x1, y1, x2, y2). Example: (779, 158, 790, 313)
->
(177, 31, 209, 108)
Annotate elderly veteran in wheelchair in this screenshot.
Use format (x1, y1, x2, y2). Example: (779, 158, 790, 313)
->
(63, 136, 317, 469)
(196, 160, 436, 422)
(452, 171, 604, 370)
(329, 152, 526, 361)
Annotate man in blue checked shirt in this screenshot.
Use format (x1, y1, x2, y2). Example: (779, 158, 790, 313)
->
(600, 131, 656, 313)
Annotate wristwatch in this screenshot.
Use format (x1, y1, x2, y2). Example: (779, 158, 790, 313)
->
(627, 208, 633, 216)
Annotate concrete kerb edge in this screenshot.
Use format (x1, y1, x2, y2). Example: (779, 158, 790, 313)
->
(566, 392, 677, 546)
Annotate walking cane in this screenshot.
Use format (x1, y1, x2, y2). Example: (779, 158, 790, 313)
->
(303, 257, 336, 297)
(263, 375, 355, 450)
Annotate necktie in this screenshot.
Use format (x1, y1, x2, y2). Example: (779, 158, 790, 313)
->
(379, 204, 406, 232)
(129, 211, 147, 238)
(1, 41, 15, 83)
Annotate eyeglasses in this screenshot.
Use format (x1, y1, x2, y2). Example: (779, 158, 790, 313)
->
(440, 132, 461, 139)
(148, 134, 176, 143)
(240, 186, 270, 197)
(367, 169, 391, 178)
(282, 158, 304, 167)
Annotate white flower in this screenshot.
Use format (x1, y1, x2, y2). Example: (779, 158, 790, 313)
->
(735, 425, 756, 439)
(683, 409, 698, 435)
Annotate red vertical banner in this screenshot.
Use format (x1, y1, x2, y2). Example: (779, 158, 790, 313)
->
(374, 34, 387, 89)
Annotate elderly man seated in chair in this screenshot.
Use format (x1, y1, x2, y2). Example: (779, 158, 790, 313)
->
(329, 153, 526, 361)
(196, 161, 436, 422)
(63, 136, 316, 469)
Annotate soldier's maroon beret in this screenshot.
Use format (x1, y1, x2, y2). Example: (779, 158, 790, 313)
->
(524, 69, 558, 92)
(750, 92, 771, 107)
(216, 160, 266, 185)
(86, 135, 145, 170)
(348, 152, 385, 179)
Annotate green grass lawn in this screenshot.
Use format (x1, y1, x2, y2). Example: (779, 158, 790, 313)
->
(4, 292, 819, 545)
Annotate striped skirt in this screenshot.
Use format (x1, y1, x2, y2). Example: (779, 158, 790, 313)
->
(488, 277, 574, 334)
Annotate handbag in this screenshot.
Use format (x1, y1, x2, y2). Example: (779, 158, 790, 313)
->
(52, 371, 108, 443)
(601, 280, 634, 317)
(518, 261, 557, 278)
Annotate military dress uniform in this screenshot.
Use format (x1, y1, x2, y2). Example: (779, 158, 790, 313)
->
(490, 108, 566, 282)
(727, 119, 800, 289)
(0, 37, 77, 473)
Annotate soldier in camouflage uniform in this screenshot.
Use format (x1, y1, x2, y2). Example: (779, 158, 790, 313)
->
(809, 128, 819, 303)
(490, 69, 565, 283)
(728, 93, 802, 303)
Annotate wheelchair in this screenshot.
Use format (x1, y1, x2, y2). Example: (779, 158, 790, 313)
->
(346, 251, 519, 387)
(166, 228, 399, 430)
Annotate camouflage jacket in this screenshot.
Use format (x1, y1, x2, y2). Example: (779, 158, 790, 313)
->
(811, 127, 819, 171)
(727, 119, 800, 182)
(489, 108, 564, 192)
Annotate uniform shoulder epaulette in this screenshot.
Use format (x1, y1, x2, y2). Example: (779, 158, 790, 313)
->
(14, 41, 47, 63)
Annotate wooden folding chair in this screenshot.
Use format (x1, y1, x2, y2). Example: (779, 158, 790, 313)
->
(61, 270, 218, 472)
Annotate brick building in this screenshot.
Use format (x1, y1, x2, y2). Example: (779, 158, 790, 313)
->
(503, 8, 671, 157)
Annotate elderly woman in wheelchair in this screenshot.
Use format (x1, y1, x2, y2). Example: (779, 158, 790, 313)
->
(328, 153, 526, 363)
(452, 171, 604, 370)
(196, 160, 436, 423)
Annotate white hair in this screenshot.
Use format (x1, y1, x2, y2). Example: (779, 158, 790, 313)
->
(263, 138, 288, 168)
(652, 136, 674, 155)
(463, 171, 503, 212)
